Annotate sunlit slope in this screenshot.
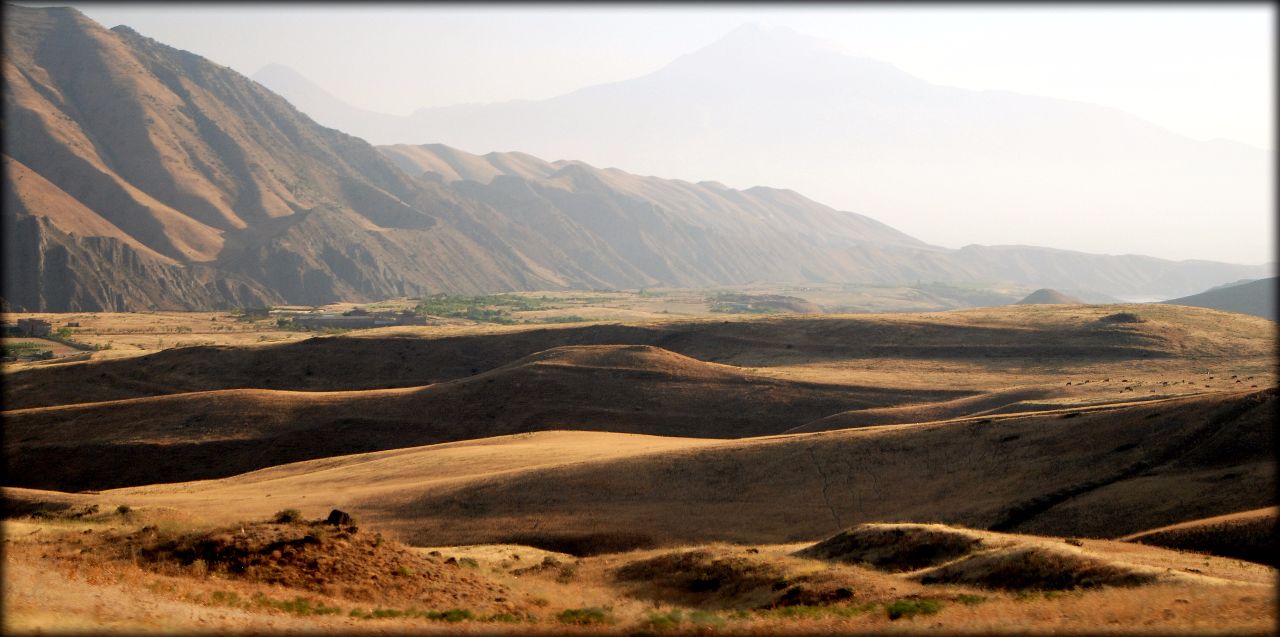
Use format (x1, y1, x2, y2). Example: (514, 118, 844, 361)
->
(6, 304, 1271, 411)
(26, 388, 1270, 548)
(5, 344, 967, 490)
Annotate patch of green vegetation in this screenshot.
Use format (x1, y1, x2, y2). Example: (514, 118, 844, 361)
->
(2, 342, 51, 358)
(485, 612, 534, 623)
(271, 508, 302, 524)
(555, 563, 578, 583)
(755, 603, 877, 620)
(348, 607, 475, 622)
(253, 594, 342, 616)
(954, 594, 987, 606)
(689, 610, 726, 627)
(643, 610, 684, 630)
(415, 294, 555, 324)
(538, 314, 592, 323)
(707, 293, 784, 314)
(457, 557, 479, 569)
(557, 607, 614, 625)
(886, 598, 943, 620)
(207, 590, 246, 607)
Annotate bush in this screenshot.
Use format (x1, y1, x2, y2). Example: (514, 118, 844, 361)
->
(272, 509, 303, 524)
(557, 607, 614, 625)
(116, 504, 132, 516)
(886, 598, 943, 620)
(644, 610, 683, 630)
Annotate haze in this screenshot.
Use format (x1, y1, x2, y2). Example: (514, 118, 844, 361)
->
(18, 2, 1277, 264)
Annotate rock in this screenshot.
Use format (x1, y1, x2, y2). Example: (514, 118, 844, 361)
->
(326, 509, 352, 526)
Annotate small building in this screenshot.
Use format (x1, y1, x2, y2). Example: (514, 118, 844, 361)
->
(15, 318, 52, 337)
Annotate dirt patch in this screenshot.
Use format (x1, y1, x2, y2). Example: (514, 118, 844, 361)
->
(104, 518, 515, 608)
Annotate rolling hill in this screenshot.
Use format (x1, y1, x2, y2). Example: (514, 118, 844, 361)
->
(3, 4, 1268, 312)
(9, 388, 1271, 548)
(4, 344, 972, 490)
(1162, 277, 1276, 321)
(7, 303, 1271, 411)
(5, 304, 1275, 495)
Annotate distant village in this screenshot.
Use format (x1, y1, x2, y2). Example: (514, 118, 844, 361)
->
(269, 307, 430, 330)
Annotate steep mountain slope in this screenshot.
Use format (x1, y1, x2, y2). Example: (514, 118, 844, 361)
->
(1, 4, 562, 309)
(383, 145, 1269, 299)
(257, 25, 1271, 266)
(4, 6, 1267, 311)
(1162, 277, 1276, 321)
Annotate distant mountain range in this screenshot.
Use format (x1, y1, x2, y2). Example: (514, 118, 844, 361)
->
(2, 5, 1270, 311)
(1162, 278, 1276, 321)
(254, 24, 1272, 265)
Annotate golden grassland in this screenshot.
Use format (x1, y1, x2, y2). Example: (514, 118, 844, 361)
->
(2, 302, 1275, 634)
(3, 511, 1274, 635)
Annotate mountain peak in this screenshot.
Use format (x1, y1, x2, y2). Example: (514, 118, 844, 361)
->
(702, 21, 845, 58)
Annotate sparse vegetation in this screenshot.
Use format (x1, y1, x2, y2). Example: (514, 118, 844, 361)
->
(415, 294, 551, 324)
(272, 509, 303, 524)
(557, 607, 614, 626)
(885, 598, 943, 620)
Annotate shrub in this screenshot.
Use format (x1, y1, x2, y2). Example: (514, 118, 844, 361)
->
(116, 504, 132, 516)
(886, 598, 943, 620)
(557, 607, 614, 625)
(426, 609, 474, 622)
(644, 610, 683, 630)
(272, 509, 303, 524)
(255, 595, 341, 616)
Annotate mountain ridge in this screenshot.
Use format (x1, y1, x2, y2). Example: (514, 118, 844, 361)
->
(3, 4, 1269, 311)
(254, 24, 1270, 265)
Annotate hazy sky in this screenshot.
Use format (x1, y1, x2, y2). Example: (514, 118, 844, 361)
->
(39, 3, 1276, 150)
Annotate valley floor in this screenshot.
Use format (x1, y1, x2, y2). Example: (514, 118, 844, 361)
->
(3, 303, 1275, 634)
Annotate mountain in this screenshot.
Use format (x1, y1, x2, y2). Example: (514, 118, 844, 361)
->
(1016, 289, 1084, 305)
(256, 24, 1271, 266)
(2, 5, 1268, 311)
(1161, 277, 1277, 321)
(375, 145, 1269, 299)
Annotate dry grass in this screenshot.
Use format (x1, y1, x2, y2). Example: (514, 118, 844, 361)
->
(2, 304, 1275, 633)
(1121, 507, 1277, 566)
(3, 517, 1274, 634)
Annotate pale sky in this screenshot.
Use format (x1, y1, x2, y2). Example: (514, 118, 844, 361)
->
(34, 3, 1277, 150)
